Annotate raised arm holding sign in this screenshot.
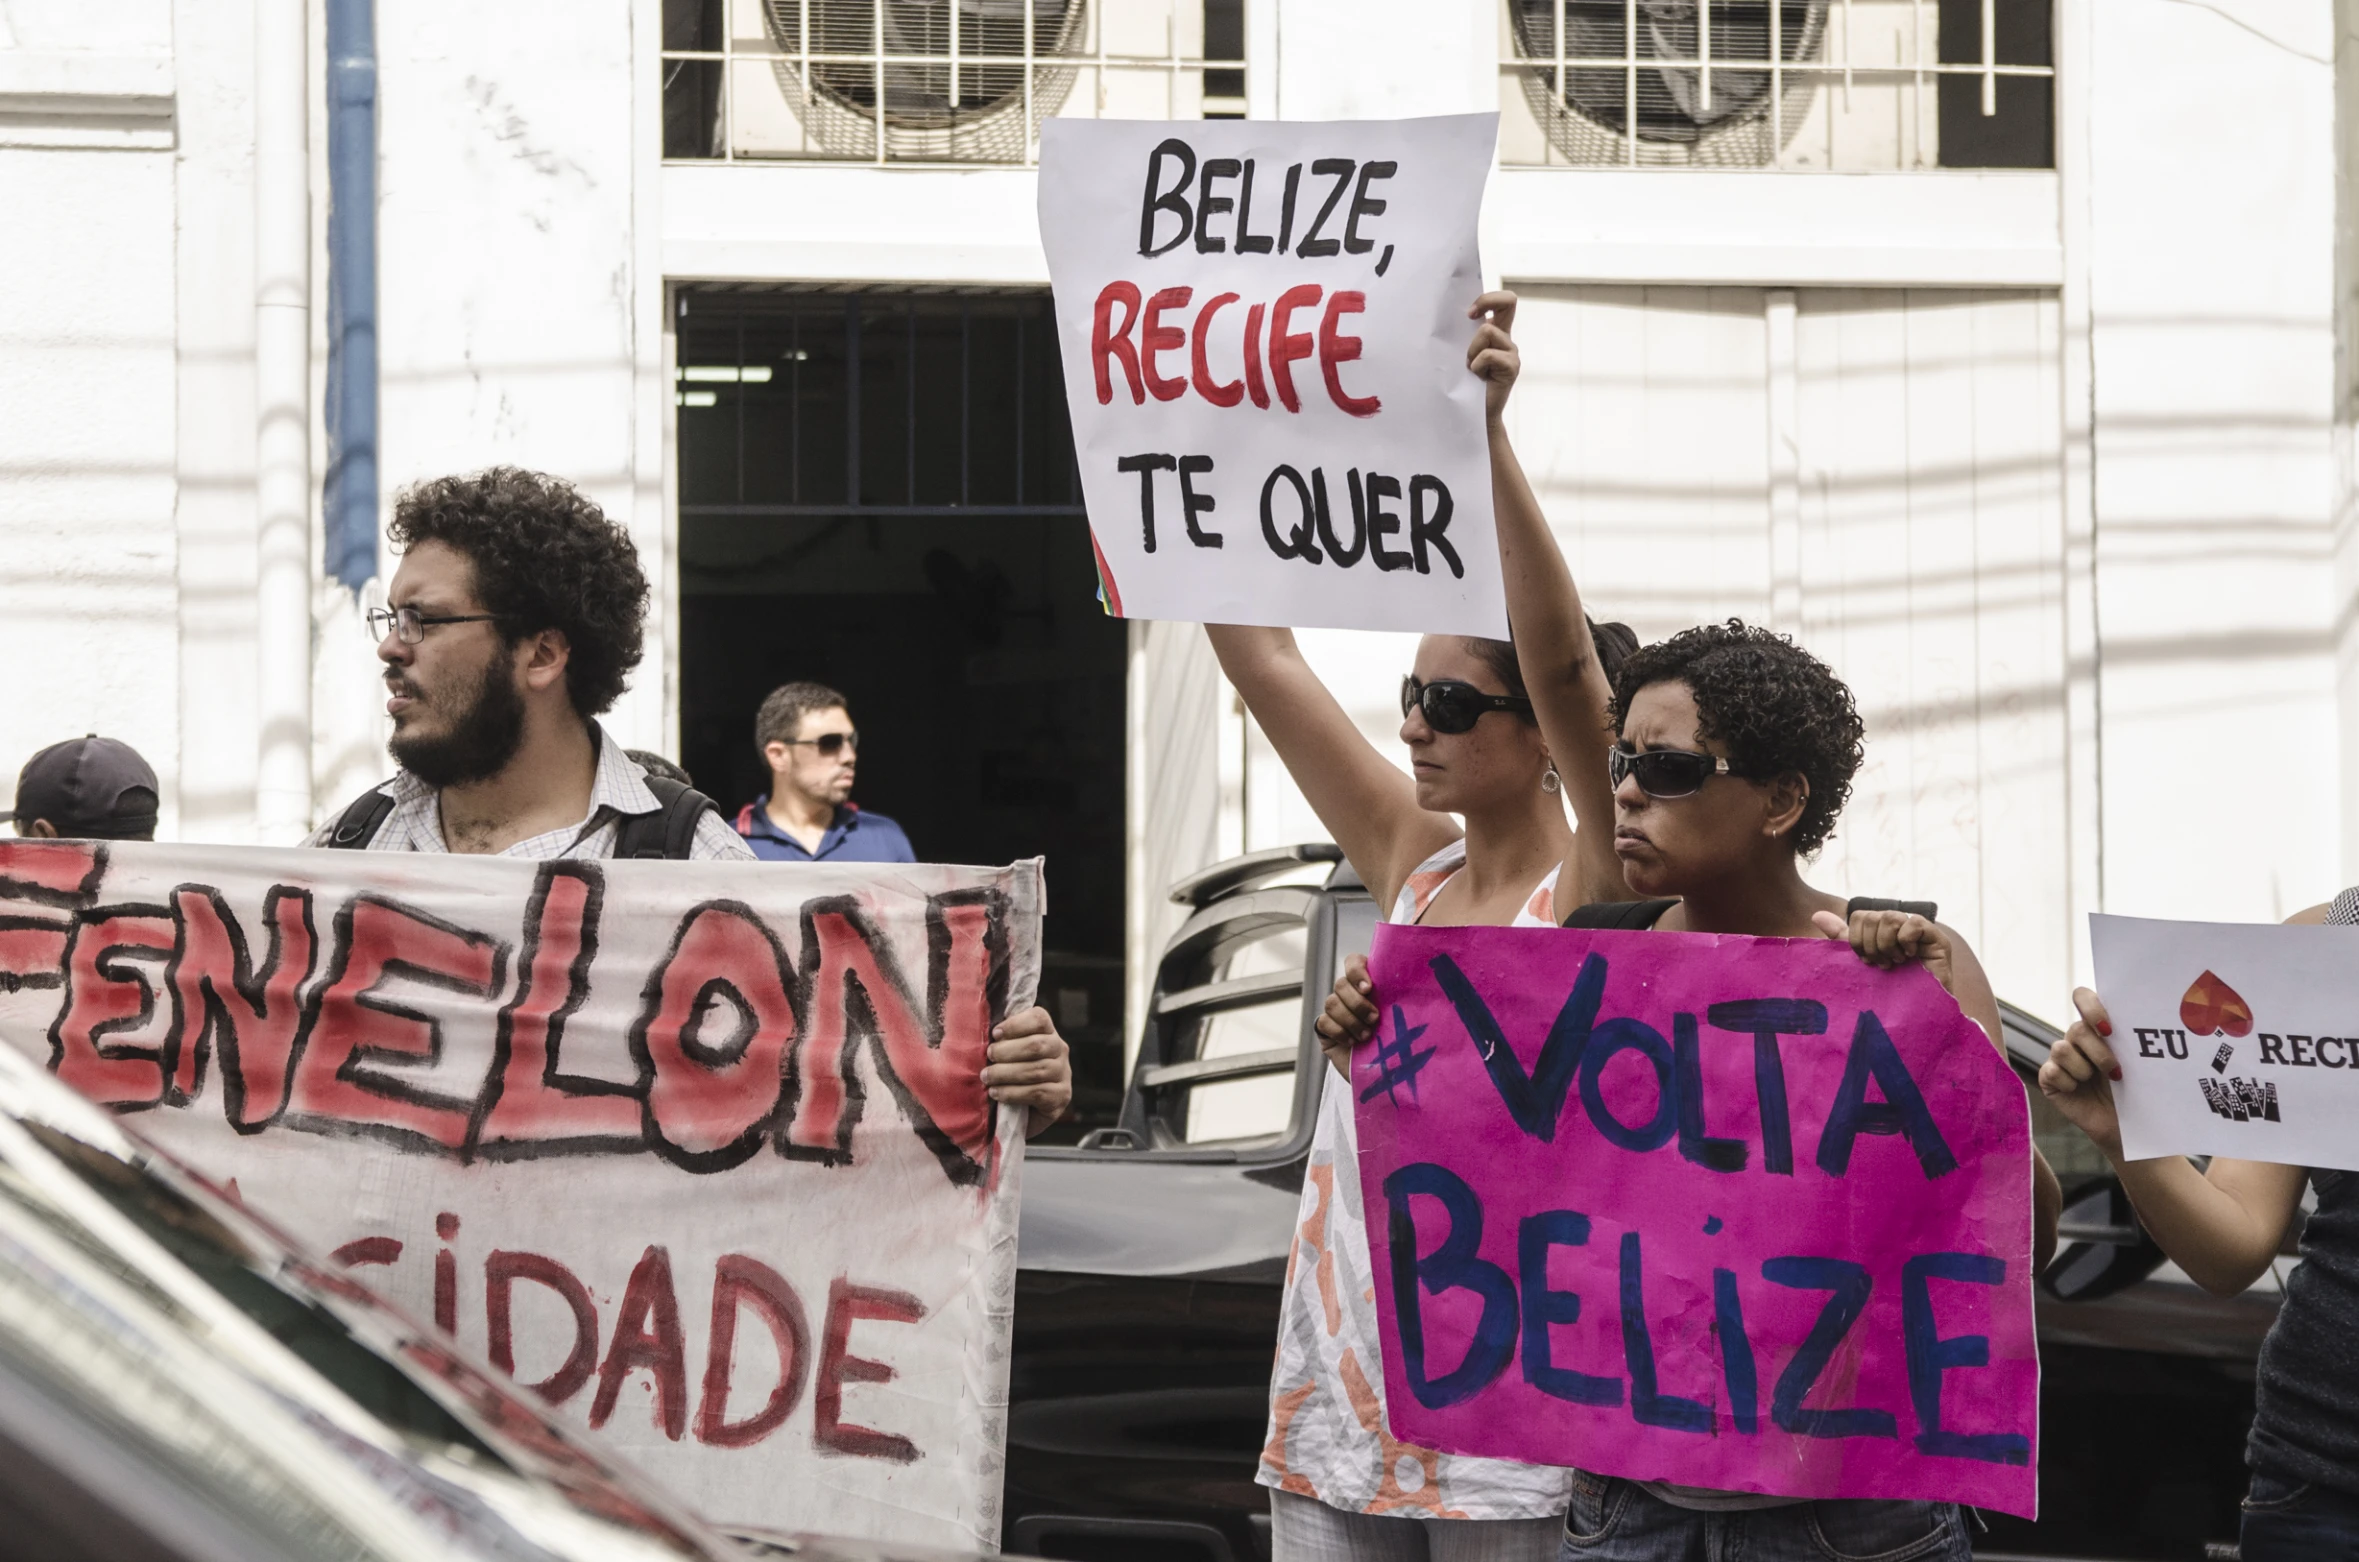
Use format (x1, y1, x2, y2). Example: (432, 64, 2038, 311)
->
(1219, 310, 1641, 1554)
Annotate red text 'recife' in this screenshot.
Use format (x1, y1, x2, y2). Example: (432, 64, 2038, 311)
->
(1092, 281, 1380, 418)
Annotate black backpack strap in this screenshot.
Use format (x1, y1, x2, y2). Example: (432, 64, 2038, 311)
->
(324, 788, 398, 849)
(1845, 896, 1939, 922)
(612, 774, 722, 861)
(1562, 898, 1679, 930)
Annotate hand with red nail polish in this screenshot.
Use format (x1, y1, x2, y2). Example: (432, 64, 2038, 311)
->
(2038, 986, 2125, 1161)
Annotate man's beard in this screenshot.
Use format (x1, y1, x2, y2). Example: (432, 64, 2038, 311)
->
(388, 658, 528, 789)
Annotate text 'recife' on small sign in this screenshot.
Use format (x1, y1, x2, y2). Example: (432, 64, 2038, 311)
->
(1355, 922, 2040, 1517)
(1038, 114, 1507, 637)
(2090, 912, 2359, 1170)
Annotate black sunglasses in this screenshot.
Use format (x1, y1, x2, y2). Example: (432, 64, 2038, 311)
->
(1400, 676, 1534, 735)
(1609, 743, 1736, 799)
(779, 730, 859, 758)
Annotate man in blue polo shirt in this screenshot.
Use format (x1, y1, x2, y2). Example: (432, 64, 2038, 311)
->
(734, 681, 917, 863)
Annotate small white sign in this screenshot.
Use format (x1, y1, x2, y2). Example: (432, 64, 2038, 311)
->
(2089, 912, 2359, 1170)
(1039, 114, 1506, 636)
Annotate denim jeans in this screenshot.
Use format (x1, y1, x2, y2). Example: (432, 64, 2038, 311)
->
(1558, 1473, 1969, 1562)
(2241, 1469, 2359, 1561)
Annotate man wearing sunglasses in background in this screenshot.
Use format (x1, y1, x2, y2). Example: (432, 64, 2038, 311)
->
(735, 682, 916, 864)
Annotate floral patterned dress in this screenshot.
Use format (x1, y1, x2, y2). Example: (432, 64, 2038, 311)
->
(1256, 840, 1573, 1521)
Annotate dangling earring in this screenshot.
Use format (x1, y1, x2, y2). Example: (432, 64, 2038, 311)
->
(1542, 767, 1562, 795)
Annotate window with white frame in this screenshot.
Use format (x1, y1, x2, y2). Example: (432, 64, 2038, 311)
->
(1498, 0, 2052, 169)
(662, 0, 1246, 165)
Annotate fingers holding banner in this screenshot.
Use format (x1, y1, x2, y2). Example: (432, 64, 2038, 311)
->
(984, 1004, 1073, 1134)
(1314, 952, 1381, 1077)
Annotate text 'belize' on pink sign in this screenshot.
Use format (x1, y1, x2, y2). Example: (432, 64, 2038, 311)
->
(1356, 923, 2038, 1517)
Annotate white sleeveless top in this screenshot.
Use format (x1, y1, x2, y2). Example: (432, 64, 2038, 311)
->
(1255, 840, 1573, 1520)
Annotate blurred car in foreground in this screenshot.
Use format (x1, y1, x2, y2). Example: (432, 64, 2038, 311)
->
(1010, 845, 2272, 1562)
(0, 1037, 1013, 1562)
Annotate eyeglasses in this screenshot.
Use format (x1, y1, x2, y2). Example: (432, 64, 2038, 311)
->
(779, 731, 859, 758)
(1400, 676, 1534, 735)
(1609, 743, 1736, 798)
(366, 606, 501, 645)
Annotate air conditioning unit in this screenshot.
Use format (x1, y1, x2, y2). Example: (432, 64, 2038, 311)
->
(763, 0, 1089, 162)
(1508, 0, 1827, 166)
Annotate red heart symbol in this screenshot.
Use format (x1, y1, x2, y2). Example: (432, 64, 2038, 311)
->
(2180, 970, 2254, 1038)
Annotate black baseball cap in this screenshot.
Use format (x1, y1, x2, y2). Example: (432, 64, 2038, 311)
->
(1, 736, 159, 840)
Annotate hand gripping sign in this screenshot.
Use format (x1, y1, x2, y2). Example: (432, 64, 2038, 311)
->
(1040, 115, 1508, 636)
(2090, 913, 2359, 1170)
(1356, 923, 2039, 1516)
(0, 838, 1039, 1551)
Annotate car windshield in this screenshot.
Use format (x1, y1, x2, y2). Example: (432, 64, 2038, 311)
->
(0, 1060, 732, 1562)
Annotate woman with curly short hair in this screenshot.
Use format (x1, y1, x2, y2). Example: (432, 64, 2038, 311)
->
(1325, 296, 2062, 1562)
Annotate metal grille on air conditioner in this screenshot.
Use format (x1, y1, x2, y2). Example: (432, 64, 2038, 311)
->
(662, 0, 1246, 165)
(1498, 0, 2054, 169)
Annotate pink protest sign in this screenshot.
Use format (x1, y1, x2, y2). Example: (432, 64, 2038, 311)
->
(1355, 923, 2038, 1517)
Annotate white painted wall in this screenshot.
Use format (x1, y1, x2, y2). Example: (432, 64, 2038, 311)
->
(0, 0, 179, 831)
(367, 0, 664, 790)
(2085, 0, 2348, 928)
(1793, 288, 2071, 1008)
(1271, 0, 1494, 120)
(2340, 0, 2359, 887)
(172, 0, 261, 845)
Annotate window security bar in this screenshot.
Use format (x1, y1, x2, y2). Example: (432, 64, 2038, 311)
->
(662, 0, 1248, 167)
(1498, 0, 2055, 170)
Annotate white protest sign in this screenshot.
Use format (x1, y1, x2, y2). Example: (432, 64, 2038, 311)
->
(2089, 912, 2359, 1170)
(0, 838, 1038, 1551)
(1039, 115, 1506, 636)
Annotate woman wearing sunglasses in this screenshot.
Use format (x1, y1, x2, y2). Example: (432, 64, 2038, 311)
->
(1322, 295, 2061, 1562)
(1553, 623, 2060, 1559)
(1215, 311, 1639, 1561)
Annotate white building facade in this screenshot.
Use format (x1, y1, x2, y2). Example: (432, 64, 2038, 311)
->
(2, 0, 2355, 1065)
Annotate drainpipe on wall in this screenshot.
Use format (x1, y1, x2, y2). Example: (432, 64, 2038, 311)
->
(323, 0, 377, 594)
(254, 0, 314, 840)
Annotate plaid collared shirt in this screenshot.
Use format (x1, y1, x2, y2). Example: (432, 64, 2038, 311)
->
(305, 723, 755, 861)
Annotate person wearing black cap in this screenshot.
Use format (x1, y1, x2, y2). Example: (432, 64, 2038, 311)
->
(1, 736, 160, 840)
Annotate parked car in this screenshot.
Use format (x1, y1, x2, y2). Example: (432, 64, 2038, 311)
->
(1009, 845, 2275, 1562)
(0, 1037, 1016, 1562)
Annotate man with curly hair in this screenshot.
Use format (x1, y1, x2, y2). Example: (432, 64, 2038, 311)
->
(313, 467, 754, 861)
(310, 468, 1073, 1128)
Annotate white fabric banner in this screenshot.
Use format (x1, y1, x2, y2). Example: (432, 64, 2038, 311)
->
(1040, 114, 1505, 636)
(0, 838, 1039, 1551)
(2089, 912, 2359, 1170)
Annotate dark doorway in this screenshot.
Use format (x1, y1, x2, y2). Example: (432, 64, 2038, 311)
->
(675, 287, 1127, 1135)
